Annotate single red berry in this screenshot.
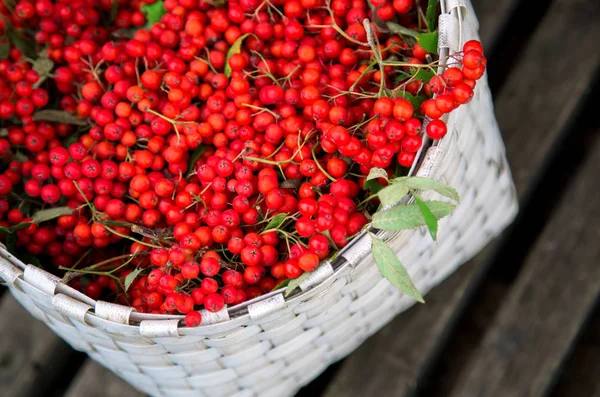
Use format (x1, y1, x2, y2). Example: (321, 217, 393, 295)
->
(463, 50, 486, 70)
(401, 135, 423, 153)
(298, 252, 320, 272)
(181, 261, 200, 279)
(452, 82, 475, 104)
(426, 119, 448, 140)
(204, 293, 225, 313)
(398, 151, 416, 167)
(463, 40, 484, 55)
(185, 311, 202, 327)
(393, 99, 413, 121)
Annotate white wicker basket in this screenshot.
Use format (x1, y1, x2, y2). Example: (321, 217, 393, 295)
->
(0, 2, 517, 396)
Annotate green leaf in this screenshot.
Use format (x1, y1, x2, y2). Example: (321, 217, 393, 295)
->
(31, 207, 74, 224)
(0, 225, 11, 235)
(110, 28, 137, 39)
(410, 67, 435, 83)
(0, 40, 9, 60)
(110, 0, 119, 22)
(273, 278, 291, 291)
(33, 110, 87, 126)
(386, 22, 419, 38)
(416, 31, 439, 54)
(124, 267, 144, 292)
(32, 57, 54, 76)
(224, 33, 251, 77)
(366, 167, 388, 182)
(280, 179, 302, 189)
(131, 224, 173, 241)
(62, 133, 80, 146)
(14, 151, 28, 162)
(371, 200, 455, 230)
(186, 145, 209, 177)
(377, 182, 409, 207)
(364, 179, 384, 195)
(20, 201, 32, 218)
(16, 251, 42, 268)
(371, 235, 424, 302)
(284, 271, 312, 297)
(6, 30, 36, 59)
(5, 233, 17, 254)
(399, 177, 460, 202)
(264, 213, 287, 231)
(413, 194, 438, 240)
(426, 0, 439, 32)
(394, 162, 409, 178)
(98, 219, 135, 228)
(140, 0, 166, 27)
(11, 222, 33, 231)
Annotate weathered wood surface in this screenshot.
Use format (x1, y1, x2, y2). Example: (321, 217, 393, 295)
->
(0, 295, 75, 397)
(447, 131, 600, 396)
(417, 281, 508, 395)
(322, 0, 600, 395)
(498, 0, 600, 199)
(474, 0, 520, 54)
(551, 311, 600, 397)
(65, 361, 145, 397)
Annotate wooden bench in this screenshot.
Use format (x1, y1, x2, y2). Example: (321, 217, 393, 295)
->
(1, 0, 599, 395)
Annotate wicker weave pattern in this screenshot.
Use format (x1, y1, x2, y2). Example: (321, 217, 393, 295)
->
(0, 2, 517, 396)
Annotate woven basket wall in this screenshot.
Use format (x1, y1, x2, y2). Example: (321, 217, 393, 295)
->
(0, 1, 518, 396)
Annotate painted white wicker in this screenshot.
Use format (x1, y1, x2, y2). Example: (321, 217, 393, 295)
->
(0, 1, 517, 396)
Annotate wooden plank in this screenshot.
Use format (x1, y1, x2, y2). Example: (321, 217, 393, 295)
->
(498, 0, 600, 198)
(551, 310, 600, 397)
(323, 0, 600, 396)
(416, 281, 508, 395)
(448, 134, 600, 397)
(65, 360, 145, 397)
(473, 0, 520, 54)
(0, 295, 75, 397)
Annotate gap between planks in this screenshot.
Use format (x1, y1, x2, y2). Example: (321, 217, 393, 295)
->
(445, 127, 600, 397)
(550, 301, 600, 397)
(0, 295, 78, 397)
(421, 75, 600, 396)
(322, 0, 600, 396)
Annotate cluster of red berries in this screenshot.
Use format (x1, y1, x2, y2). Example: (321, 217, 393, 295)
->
(370, 0, 416, 21)
(0, 0, 486, 327)
(0, 58, 50, 120)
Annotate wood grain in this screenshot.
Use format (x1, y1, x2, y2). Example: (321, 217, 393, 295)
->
(473, 0, 520, 54)
(0, 295, 75, 397)
(551, 311, 600, 397)
(65, 361, 145, 397)
(448, 134, 600, 397)
(497, 0, 600, 199)
(323, 0, 600, 396)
